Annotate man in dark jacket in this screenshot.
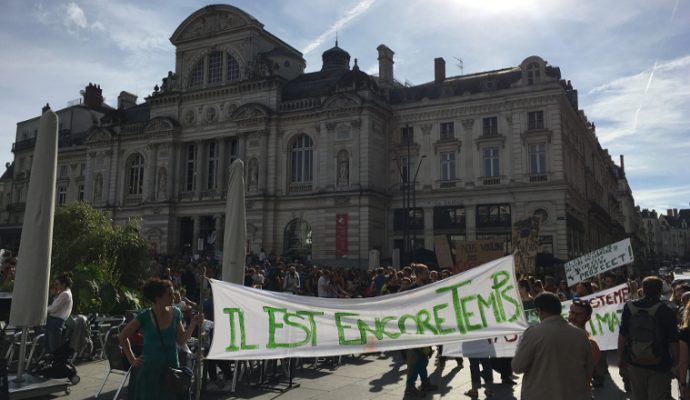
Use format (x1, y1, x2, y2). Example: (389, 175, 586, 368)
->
(618, 276, 678, 400)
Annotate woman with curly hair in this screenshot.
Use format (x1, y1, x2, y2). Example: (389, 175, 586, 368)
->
(119, 278, 203, 400)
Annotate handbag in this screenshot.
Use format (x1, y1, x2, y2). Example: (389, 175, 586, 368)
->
(152, 309, 192, 395)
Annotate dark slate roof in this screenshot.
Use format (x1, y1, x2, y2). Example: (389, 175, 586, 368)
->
(390, 65, 561, 104)
(282, 68, 351, 100)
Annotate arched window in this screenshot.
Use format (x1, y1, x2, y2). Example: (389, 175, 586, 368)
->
(290, 134, 313, 184)
(228, 54, 240, 81)
(189, 60, 204, 87)
(283, 218, 312, 260)
(207, 51, 223, 84)
(127, 154, 144, 196)
(188, 51, 242, 88)
(526, 62, 541, 85)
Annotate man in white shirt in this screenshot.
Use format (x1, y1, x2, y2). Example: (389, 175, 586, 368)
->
(46, 273, 74, 353)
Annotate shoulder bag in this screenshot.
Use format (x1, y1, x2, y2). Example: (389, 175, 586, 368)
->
(152, 309, 192, 395)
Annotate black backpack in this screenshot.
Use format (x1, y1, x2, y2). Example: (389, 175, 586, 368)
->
(627, 302, 664, 366)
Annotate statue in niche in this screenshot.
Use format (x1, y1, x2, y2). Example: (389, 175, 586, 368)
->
(248, 159, 259, 189)
(157, 168, 167, 199)
(94, 174, 103, 201)
(337, 152, 349, 186)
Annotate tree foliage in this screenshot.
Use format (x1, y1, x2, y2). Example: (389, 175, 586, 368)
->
(52, 202, 149, 314)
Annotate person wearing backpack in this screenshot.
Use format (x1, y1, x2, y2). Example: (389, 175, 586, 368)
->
(618, 276, 679, 400)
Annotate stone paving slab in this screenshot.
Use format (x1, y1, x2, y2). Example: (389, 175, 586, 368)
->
(29, 350, 679, 399)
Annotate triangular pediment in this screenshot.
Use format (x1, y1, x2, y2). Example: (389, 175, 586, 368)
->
(85, 127, 113, 144)
(322, 94, 362, 111)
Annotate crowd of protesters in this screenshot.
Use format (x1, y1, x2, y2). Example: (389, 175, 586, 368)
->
(139, 250, 690, 400)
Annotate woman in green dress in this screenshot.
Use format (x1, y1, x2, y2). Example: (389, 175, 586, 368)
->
(119, 278, 203, 400)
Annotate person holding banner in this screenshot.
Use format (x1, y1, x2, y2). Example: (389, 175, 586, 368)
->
(403, 264, 438, 398)
(512, 292, 594, 400)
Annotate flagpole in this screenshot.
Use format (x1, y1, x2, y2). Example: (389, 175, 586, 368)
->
(194, 267, 206, 400)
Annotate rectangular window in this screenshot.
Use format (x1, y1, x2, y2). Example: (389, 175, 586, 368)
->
(78, 184, 85, 201)
(80, 163, 86, 176)
(482, 147, 500, 177)
(57, 186, 67, 206)
(528, 111, 544, 130)
(393, 208, 424, 231)
(440, 151, 456, 181)
(59, 165, 69, 178)
(185, 144, 196, 192)
(400, 126, 414, 145)
(476, 204, 512, 228)
(434, 206, 466, 229)
(208, 142, 219, 189)
(529, 143, 547, 174)
(440, 122, 454, 140)
(482, 117, 498, 136)
(207, 52, 223, 83)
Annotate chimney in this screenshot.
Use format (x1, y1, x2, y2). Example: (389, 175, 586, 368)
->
(83, 83, 104, 108)
(434, 57, 446, 83)
(674, 209, 679, 217)
(377, 44, 394, 88)
(668, 209, 673, 217)
(619, 154, 625, 174)
(118, 91, 138, 109)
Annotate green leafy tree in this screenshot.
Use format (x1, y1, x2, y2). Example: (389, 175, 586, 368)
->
(52, 202, 148, 314)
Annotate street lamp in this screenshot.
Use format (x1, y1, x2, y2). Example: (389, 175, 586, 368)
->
(411, 155, 426, 263)
(394, 124, 427, 266)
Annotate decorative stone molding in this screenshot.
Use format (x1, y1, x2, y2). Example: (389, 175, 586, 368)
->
(421, 124, 432, 135)
(461, 119, 475, 130)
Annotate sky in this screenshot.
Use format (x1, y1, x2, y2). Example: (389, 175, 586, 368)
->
(0, 0, 688, 214)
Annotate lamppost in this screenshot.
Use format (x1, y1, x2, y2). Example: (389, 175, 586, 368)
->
(394, 124, 426, 266)
(411, 155, 426, 263)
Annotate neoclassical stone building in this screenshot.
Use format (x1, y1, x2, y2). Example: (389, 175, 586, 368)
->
(2, 4, 639, 268)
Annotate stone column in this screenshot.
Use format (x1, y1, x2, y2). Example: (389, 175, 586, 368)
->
(214, 214, 224, 251)
(466, 205, 477, 240)
(218, 137, 227, 191)
(192, 215, 201, 253)
(195, 141, 203, 199)
(423, 207, 434, 249)
(146, 143, 158, 202)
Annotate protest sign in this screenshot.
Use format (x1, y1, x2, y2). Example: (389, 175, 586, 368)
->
(443, 283, 629, 357)
(565, 238, 634, 286)
(512, 216, 540, 275)
(434, 235, 454, 270)
(207, 256, 527, 360)
(453, 240, 505, 273)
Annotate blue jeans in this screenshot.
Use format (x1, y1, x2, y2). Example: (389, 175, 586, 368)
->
(46, 315, 65, 353)
(406, 349, 429, 386)
(469, 358, 493, 388)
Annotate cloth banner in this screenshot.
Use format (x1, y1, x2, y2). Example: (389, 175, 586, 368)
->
(208, 256, 527, 360)
(565, 238, 634, 286)
(443, 283, 629, 357)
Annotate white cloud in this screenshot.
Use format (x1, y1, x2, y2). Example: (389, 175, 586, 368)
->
(632, 185, 690, 211)
(302, 0, 376, 55)
(65, 2, 87, 29)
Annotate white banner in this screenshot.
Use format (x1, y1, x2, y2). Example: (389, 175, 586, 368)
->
(565, 238, 634, 286)
(443, 283, 629, 358)
(208, 256, 527, 360)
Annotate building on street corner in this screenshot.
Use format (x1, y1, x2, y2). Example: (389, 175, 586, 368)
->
(0, 5, 646, 270)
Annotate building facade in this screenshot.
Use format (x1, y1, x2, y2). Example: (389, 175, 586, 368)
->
(1, 5, 640, 268)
